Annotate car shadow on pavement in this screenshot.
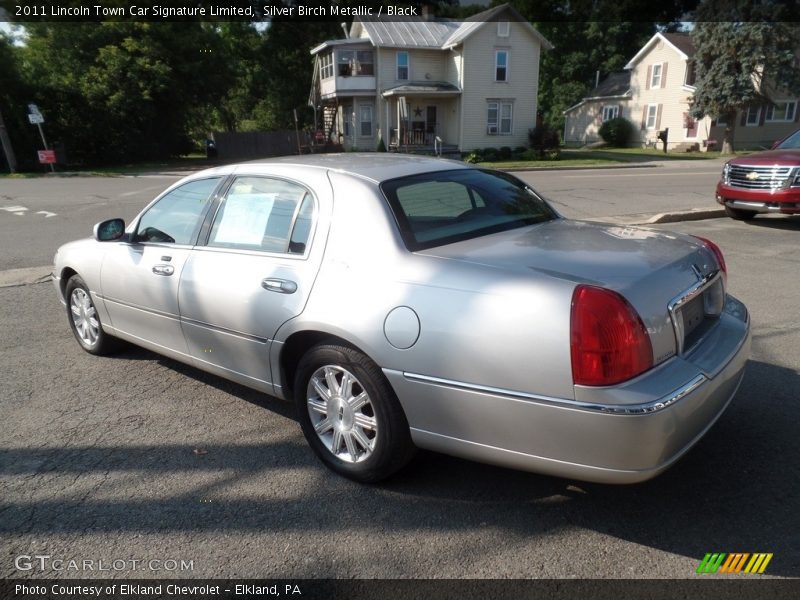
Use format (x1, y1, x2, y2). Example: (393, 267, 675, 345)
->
(743, 216, 800, 231)
(3, 349, 797, 577)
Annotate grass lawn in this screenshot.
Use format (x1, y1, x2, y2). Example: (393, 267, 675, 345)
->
(478, 147, 727, 169)
(0, 155, 215, 178)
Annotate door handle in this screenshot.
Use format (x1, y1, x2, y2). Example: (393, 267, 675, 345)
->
(152, 264, 175, 276)
(261, 278, 297, 294)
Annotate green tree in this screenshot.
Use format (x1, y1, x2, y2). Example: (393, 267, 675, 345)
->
(691, 3, 800, 153)
(509, 0, 691, 130)
(20, 22, 235, 164)
(0, 32, 36, 171)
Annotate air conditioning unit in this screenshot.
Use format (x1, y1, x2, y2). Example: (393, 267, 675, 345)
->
(487, 125, 498, 135)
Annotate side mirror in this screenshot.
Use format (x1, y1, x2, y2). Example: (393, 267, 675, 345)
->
(93, 218, 126, 242)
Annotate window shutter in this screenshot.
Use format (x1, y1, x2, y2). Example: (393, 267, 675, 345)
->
(618, 104, 623, 117)
(795, 102, 800, 121)
(740, 111, 747, 126)
(656, 104, 663, 129)
(661, 62, 668, 88)
(645, 65, 652, 90)
(758, 107, 766, 126)
(641, 109, 647, 130)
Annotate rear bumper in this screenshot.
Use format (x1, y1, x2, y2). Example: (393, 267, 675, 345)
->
(385, 295, 750, 484)
(716, 182, 800, 214)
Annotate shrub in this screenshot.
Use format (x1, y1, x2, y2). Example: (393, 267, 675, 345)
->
(463, 151, 481, 163)
(481, 147, 498, 161)
(498, 146, 513, 160)
(598, 117, 635, 147)
(376, 136, 387, 152)
(528, 125, 561, 159)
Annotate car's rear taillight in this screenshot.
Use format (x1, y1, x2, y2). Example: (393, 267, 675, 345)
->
(692, 236, 727, 283)
(570, 285, 653, 386)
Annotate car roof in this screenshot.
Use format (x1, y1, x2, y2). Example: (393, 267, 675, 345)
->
(190, 153, 472, 184)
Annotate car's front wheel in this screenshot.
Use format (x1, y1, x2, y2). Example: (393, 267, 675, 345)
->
(724, 205, 757, 221)
(294, 343, 415, 482)
(65, 274, 118, 355)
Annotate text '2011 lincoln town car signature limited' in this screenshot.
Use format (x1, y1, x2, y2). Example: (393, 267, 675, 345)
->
(53, 155, 750, 483)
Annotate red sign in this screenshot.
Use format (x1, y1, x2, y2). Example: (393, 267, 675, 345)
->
(37, 150, 56, 164)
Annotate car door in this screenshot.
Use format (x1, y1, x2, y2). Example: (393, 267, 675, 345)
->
(99, 177, 223, 358)
(178, 174, 327, 392)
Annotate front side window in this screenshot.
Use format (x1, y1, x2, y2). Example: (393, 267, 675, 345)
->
(650, 63, 662, 88)
(208, 177, 314, 254)
(602, 105, 619, 122)
(495, 50, 509, 82)
(382, 169, 557, 251)
(397, 51, 409, 80)
(135, 177, 221, 245)
(777, 128, 800, 149)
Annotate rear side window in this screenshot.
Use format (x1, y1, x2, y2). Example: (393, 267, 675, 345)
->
(208, 176, 314, 254)
(381, 169, 557, 251)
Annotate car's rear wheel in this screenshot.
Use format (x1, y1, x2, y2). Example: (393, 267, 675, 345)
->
(294, 343, 415, 482)
(724, 205, 757, 221)
(65, 274, 118, 355)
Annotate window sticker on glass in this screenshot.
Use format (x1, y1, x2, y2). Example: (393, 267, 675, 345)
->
(212, 193, 276, 246)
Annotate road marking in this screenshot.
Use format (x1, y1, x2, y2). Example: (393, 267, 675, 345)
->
(1, 205, 28, 216)
(36, 211, 57, 218)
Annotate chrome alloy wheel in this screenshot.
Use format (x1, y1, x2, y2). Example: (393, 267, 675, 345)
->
(70, 287, 100, 347)
(306, 365, 378, 463)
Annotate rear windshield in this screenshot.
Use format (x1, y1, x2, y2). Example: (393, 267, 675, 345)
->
(777, 129, 800, 149)
(381, 169, 558, 251)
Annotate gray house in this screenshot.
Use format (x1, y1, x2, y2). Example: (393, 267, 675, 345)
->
(308, 3, 552, 152)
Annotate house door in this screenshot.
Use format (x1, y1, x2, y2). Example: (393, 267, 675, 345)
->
(684, 113, 698, 138)
(426, 106, 437, 143)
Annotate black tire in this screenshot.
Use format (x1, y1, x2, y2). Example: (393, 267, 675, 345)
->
(724, 205, 757, 221)
(64, 274, 119, 355)
(294, 343, 415, 482)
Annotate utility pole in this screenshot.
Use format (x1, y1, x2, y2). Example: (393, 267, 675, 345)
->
(0, 106, 18, 173)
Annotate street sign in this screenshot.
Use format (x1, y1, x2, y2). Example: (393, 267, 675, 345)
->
(28, 113, 44, 124)
(28, 103, 41, 116)
(37, 149, 56, 164)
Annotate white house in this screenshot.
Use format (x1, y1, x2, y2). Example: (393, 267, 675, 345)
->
(308, 3, 552, 153)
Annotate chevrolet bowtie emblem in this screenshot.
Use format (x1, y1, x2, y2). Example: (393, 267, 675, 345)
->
(745, 171, 760, 180)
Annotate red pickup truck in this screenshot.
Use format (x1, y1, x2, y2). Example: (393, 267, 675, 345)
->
(716, 128, 800, 220)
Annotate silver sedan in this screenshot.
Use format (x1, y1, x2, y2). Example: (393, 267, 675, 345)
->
(53, 155, 750, 483)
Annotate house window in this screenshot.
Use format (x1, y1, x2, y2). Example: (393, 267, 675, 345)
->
(359, 105, 373, 137)
(715, 115, 728, 126)
(397, 51, 409, 80)
(602, 105, 619, 122)
(338, 50, 354, 76)
(650, 63, 662, 88)
(745, 106, 761, 126)
(487, 101, 513, 135)
(497, 22, 510, 37)
(356, 51, 374, 76)
(765, 100, 797, 122)
(645, 104, 658, 129)
(495, 50, 509, 82)
(320, 53, 334, 80)
(684, 60, 696, 86)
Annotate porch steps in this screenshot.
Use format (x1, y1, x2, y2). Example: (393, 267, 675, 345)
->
(672, 142, 700, 153)
(391, 144, 461, 159)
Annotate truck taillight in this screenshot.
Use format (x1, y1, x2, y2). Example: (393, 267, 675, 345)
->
(570, 285, 653, 386)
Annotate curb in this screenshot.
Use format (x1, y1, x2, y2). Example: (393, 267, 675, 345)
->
(584, 208, 726, 226)
(496, 163, 659, 173)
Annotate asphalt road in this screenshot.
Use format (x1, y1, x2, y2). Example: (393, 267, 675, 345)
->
(1, 164, 799, 581)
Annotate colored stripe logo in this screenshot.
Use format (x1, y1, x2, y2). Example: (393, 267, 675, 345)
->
(697, 553, 773, 574)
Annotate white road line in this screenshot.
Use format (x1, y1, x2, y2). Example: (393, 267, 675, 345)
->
(36, 211, 57, 218)
(1, 205, 29, 215)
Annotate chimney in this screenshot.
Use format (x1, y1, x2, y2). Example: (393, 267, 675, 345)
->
(422, 4, 431, 20)
(341, 22, 349, 39)
(595, 70, 600, 88)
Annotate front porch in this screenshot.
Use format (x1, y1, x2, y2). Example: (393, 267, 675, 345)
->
(382, 83, 461, 155)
